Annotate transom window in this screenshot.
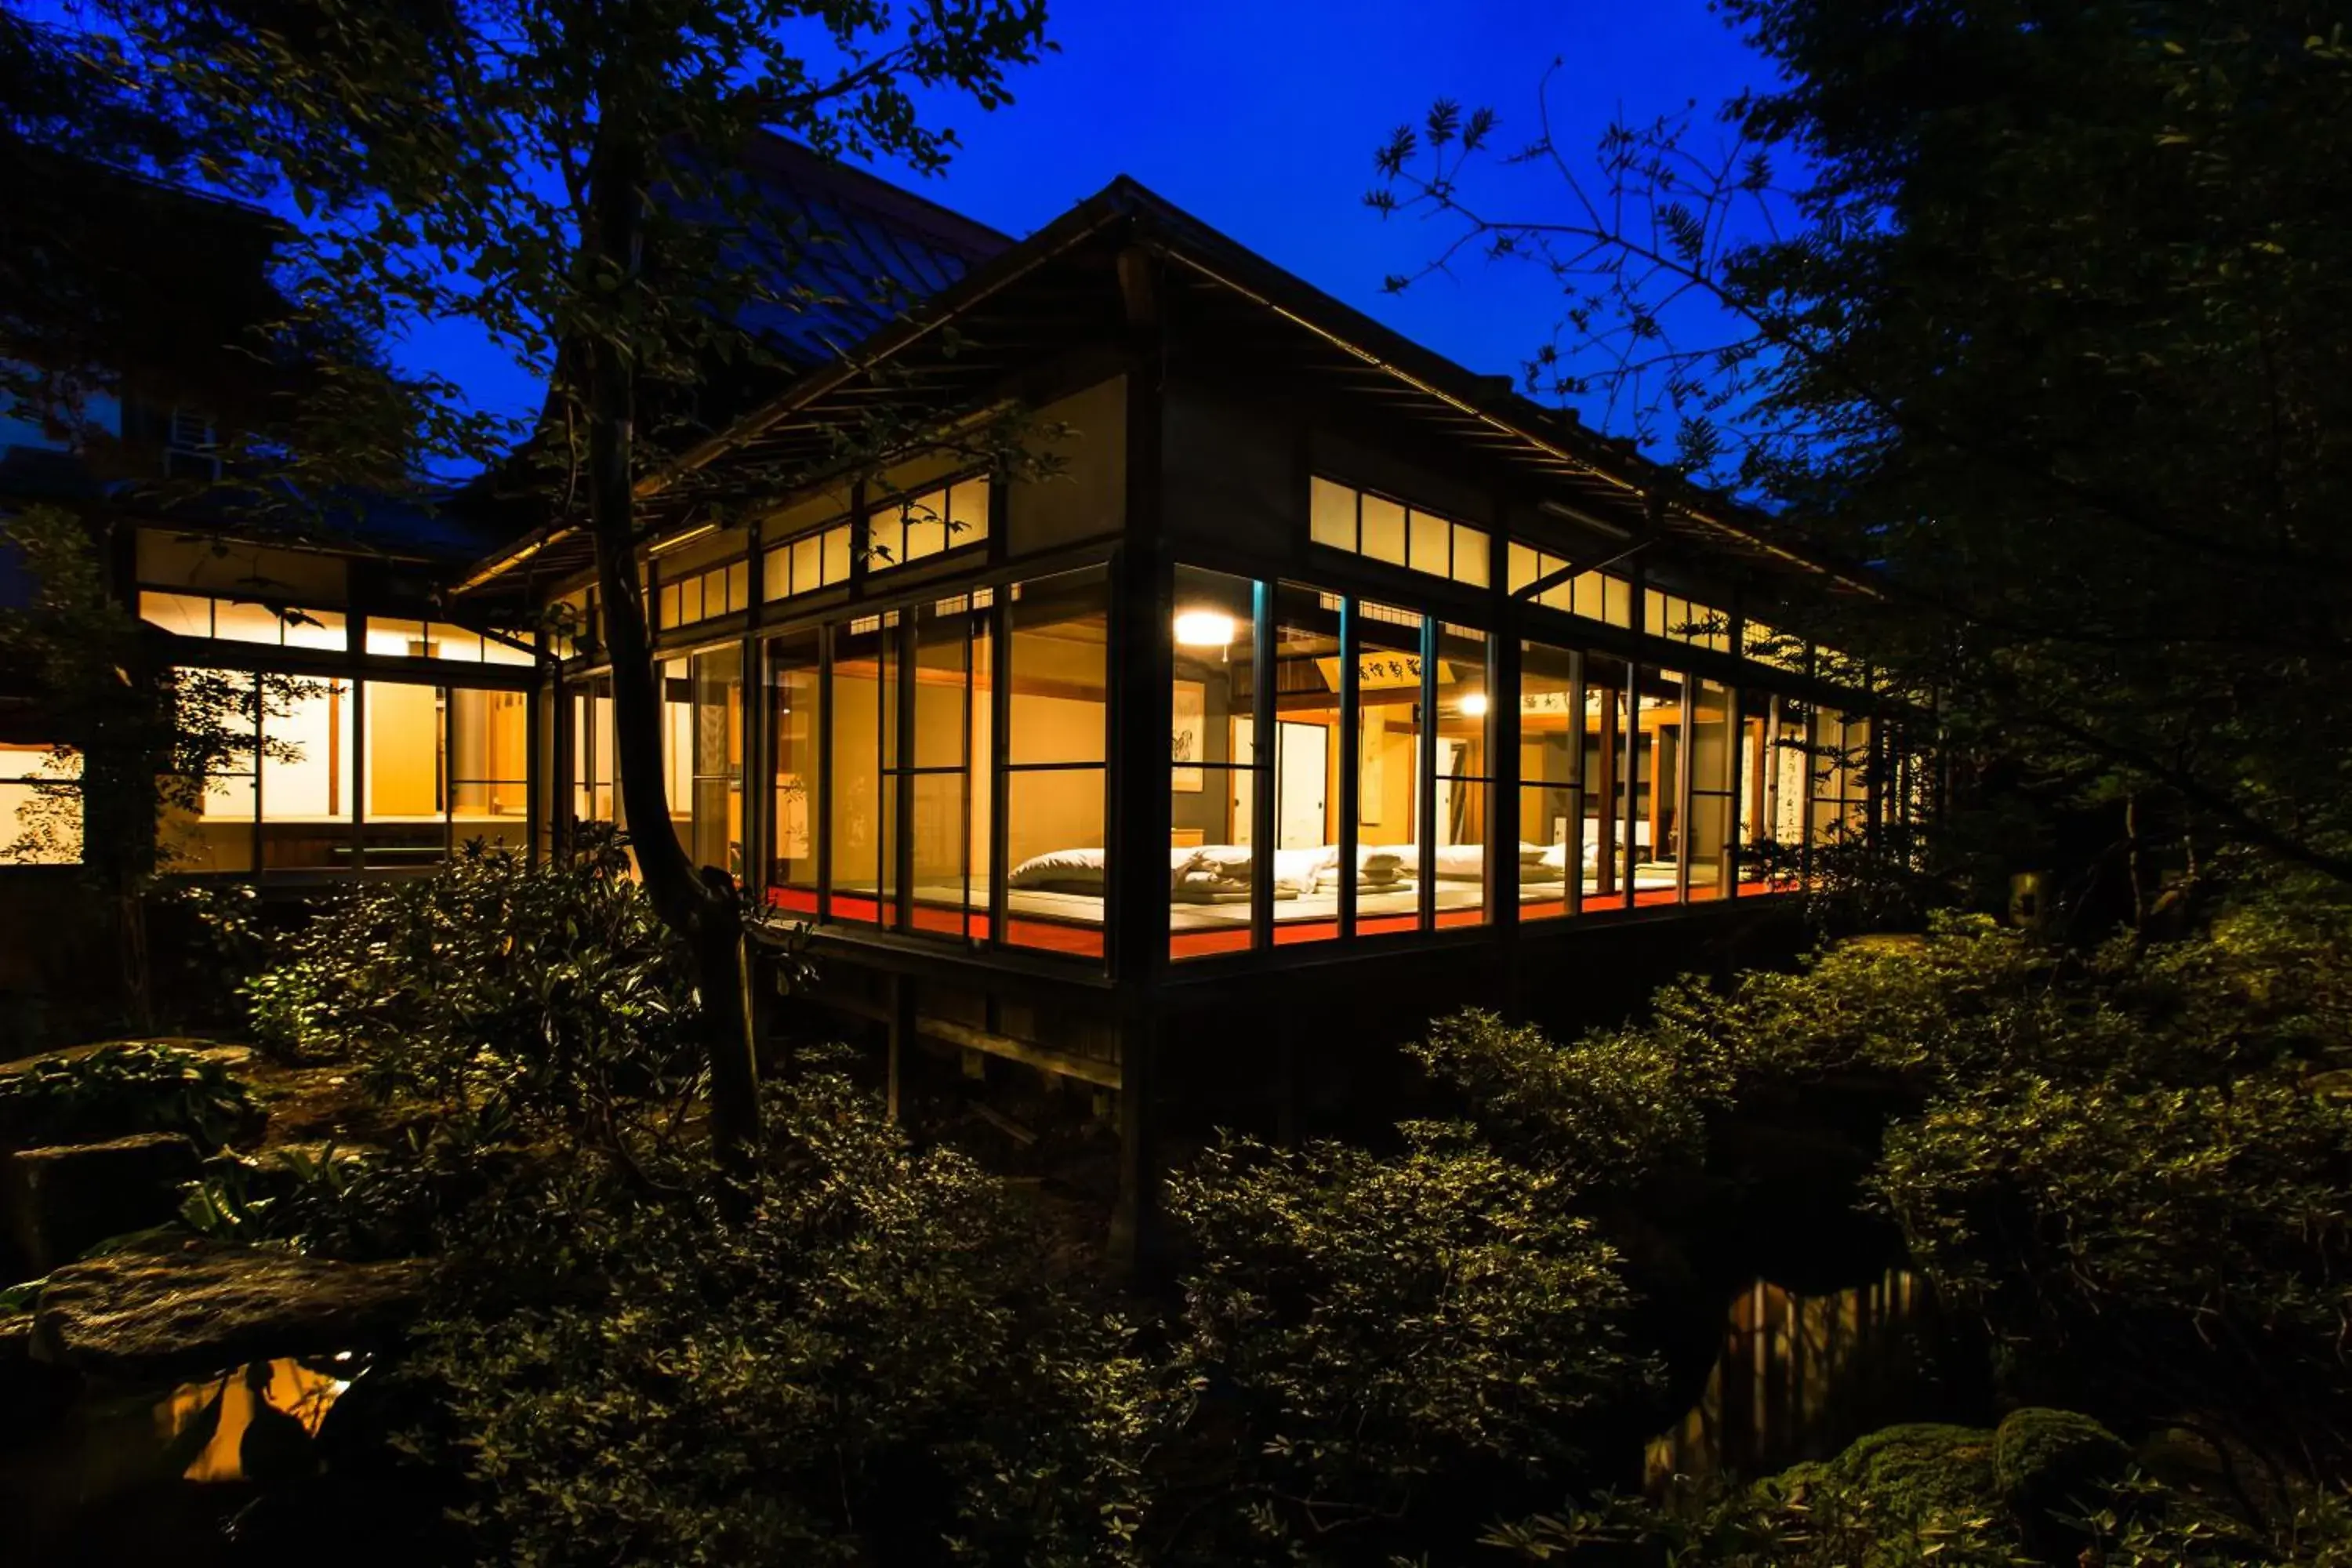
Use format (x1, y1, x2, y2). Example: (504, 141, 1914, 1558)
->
(1504, 544, 1635, 629)
(1644, 587, 1731, 652)
(1309, 476, 1490, 587)
(761, 521, 853, 601)
(867, 477, 989, 572)
(658, 559, 752, 631)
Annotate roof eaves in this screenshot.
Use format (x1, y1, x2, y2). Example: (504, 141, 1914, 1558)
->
(1102, 179, 1875, 593)
(452, 184, 1139, 597)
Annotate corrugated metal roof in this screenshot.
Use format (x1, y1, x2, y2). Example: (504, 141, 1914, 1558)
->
(723, 138, 1008, 370)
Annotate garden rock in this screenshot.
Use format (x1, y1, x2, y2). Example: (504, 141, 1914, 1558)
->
(1994, 1406, 2129, 1550)
(31, 1236, 427, 1381)
(2, 1131, 202, 1273)
(0, 1307, 79, 1423)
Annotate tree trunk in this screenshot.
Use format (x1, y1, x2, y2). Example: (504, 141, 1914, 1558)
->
(579, 122, 760, 1159)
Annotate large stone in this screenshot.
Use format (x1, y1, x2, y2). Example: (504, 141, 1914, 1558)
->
(2, 1131, 203, 1273)
(0, 1307, 80, 1423)
(31, 1236, 428, 1382)
(1994, 1406, 2129, 1548)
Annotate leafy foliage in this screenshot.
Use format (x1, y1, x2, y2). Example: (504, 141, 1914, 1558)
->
(1161, 1123, 1657, 1563)
(1560, 898, 2352, 1478)
(1372, 2, 2352, 901)
(406, 1069, 1158, 1568)
(1408, 1008, 1731, 1193)
(0, 507, 313, 1022)
(245, 830, 706, 1148)
(0, 1040, 258, 1152)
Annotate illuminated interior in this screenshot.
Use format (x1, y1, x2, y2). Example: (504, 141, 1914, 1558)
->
(166, 672, 529, 872)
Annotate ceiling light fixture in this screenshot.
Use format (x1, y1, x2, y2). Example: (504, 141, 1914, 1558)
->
(1174, 609, 1237, 648)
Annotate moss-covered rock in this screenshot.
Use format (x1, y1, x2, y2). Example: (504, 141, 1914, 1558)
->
(1994, 1406, 2129, 1544)
(1781, 1421, 1998, 1513)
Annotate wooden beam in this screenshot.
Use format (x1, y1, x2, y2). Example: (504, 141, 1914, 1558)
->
(916, 1014, 1121, 1090)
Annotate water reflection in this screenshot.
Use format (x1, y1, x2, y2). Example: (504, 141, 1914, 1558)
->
(1, 1354, 359, 1564)
(160, 1356, 354, 1482)
(1648, 1269, 1926, 1488)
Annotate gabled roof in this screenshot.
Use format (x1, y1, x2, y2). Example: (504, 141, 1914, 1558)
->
(461, 164, 1871, 599)
(724, 137, 1010, 369)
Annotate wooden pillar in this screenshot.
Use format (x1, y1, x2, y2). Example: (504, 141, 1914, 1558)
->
(1107, 252, 1171, 1275)
(1276, 1005, 1300, 1147)
(1595, 679, 1620, 899)
(1109, 1008, 1160, 1271)
(886, 971, 914, 1123)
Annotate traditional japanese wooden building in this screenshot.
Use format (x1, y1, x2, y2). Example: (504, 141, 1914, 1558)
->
(455, 152, 1913, 1252)
(58, 146, 1912, 1249)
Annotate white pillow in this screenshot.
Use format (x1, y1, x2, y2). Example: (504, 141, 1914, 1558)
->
(1008, 848, 1105, 890)
(1192, 844, 1254, 876)
(1272, 847, 1327, 895)
(1431, 844, 1486, 879)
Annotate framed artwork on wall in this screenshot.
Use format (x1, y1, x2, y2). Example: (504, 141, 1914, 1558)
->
(1172, 679, 1205, 792)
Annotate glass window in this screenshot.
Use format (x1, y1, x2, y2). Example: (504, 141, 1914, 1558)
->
(1808, 706, 1872, 871)
(1432, 622, 1493, 928)
(1747, 693, 1811, 887)
(1409, 508, 1450, 576)
(366, 619, 431, 659)
(1171, 566, 1258, 960)
(1313, 478, 1489, 587)
(658, 655, 694, 853)
(140, 590, 213, 638)
(1582, 652, 1633, 910)
(361, 680, 448, 866)
(1352, 601, 1424, 937)
(451, 688, 530, 851)
(1269, 584, 1342, 948)
(0, 741, 81, 865)
(554, 590, 595, 659)
(213, 600, 293, 645)
(828, 615, 891, 924)
(1005, 568, 1108, 960)
(1310, 476, 1356, 550)
(260, 676, 353, 869)
(1507, 546, 1635, 628)
(765, 522, 852, 601)
(1359, 494, 1406, 566)
(684, 648, 742, 878)
(1628, 666, 1682, 907)
(1744, 620, 1804, 672)
(767, 633, 822, 917)
(1518, 641, 1580, 921)
(869, 479, 990, 574)
(894, 597, 989, 943)
(481, 630, 535, 667)
(1452, 523, 1490, 587)
(567, 674, 619, 830)
(165, 670, 259, 874)
(1685, 677, 1735, 902)
(1507, 543, 1539, 597)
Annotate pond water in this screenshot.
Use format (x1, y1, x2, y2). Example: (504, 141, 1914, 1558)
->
(1647, 1268, 1947, 1488)
(6, 1274, 1953, 1556)
(2, 1355, 354, 1564)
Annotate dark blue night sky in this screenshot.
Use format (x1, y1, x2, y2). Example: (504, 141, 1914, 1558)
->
(395, 0, 1771, 450)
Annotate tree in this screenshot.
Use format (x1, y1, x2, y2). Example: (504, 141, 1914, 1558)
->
(0, 506, 318, 1025)
(95, 0, 1052, 1151)
(1369, 4, 2352, 912)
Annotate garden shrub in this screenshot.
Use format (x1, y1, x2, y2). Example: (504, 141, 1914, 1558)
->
(1408, 1009, 1730, 1192)
(1162, 1123, 1658, 1563)
(1537, 895, 2352, 1478)
(244, 831, 705, 1149)
(409, 1063, 1159, 1568)
(0, 1041, 260, 1152)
